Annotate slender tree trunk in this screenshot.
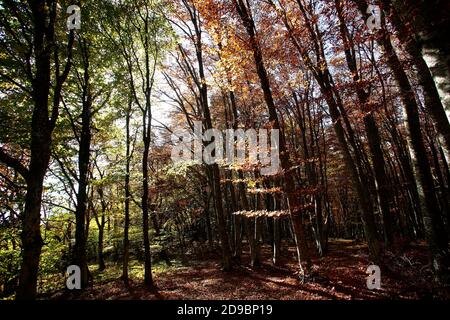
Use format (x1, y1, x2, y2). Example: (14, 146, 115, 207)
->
(94, 186, 107, 272)
(210, 164, 232, 270)
(72, 48, 92, 289)
(97, 213, 106, 271)
(228, 90, 243, 261)
(142, 133, 153, 287)
(273, 217, 281, 265)
(428, 135, 450, 227)
(141, 9, 157, 288)
(122, 99, 132, 283)
(203, 189, 213, 247)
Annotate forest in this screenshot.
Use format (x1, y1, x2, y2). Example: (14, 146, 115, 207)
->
(0, 0, 450, 301)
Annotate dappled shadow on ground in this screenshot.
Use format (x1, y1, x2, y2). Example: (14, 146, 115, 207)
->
(49, 240, 450, 300)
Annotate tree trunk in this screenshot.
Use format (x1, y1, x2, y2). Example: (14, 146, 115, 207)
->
(142, 133, 153, 287)
(72, 57, 92, 289)
(122, 98, 132, 283)
(16, 177, 45, 300)
(273, 217, 281, 265)
(97, 214, 106, 271)
(203, 189, 213, 247)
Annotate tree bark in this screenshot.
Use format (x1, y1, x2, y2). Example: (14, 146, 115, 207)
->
(142, 126, 153, 287)
(72, 40, 92, 289)
(122, 98, 132, 283)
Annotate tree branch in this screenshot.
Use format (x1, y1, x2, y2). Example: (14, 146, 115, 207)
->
(0, 147, 29, 181)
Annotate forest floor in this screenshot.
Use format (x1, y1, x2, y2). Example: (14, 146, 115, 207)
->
(48, 239, 450, 300)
